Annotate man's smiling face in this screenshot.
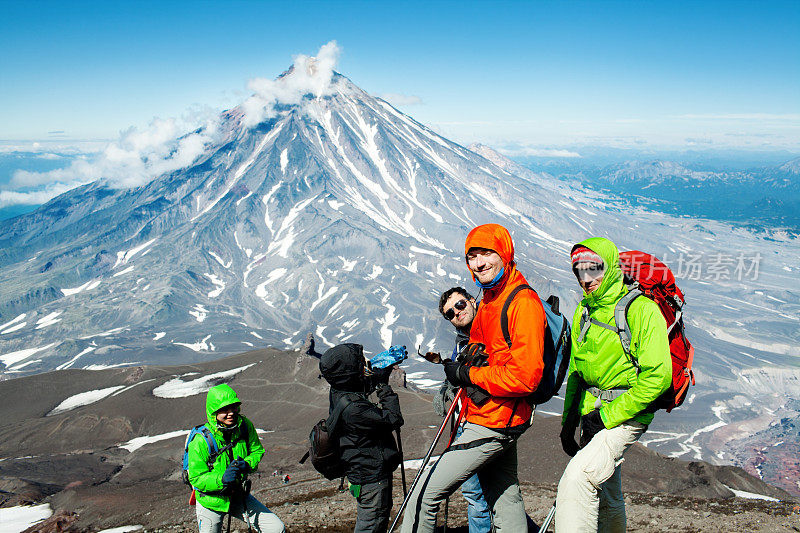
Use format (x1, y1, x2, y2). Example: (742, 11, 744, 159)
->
(442, 293, 476, 329)
(467, 247, 504, 285)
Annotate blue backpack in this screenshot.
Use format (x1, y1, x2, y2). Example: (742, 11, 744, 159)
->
(181, 424, 219, 486)
(500, 285, 572, 405)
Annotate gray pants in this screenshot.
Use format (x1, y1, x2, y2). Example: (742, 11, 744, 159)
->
(196, 494, 285, 533)
(555, 420, 646, 533)
(400, 422, 527, 533)
(355, 477, 393, 533)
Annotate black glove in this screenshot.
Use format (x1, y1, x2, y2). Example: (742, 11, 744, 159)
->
(233, 457, 249, 473)
(371, 366, 393, 385)
(443, 360, 471, 387)
(459, 343, 489, 367)
(560, 424, 580, 457)
(579, 409, 606, 448)
(222, 461, 242, 487)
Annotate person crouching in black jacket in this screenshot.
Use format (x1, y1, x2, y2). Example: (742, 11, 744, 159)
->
(320, 343, 404, 533)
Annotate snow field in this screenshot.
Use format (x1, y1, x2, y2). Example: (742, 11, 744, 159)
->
(55, 346, 96, 370)
(35, 311, 62, 330)
(0, 343, 56, 369)
(152, 363, 257, 398)
(0, 313, 26, 331)
(0, 503, 53, 533)
(61, 279, 101, 296)
(48, 385, 126, 416)
(173, 334, 214, 352)
(189, 304, 208, 323)
(205, 273, 225, 298)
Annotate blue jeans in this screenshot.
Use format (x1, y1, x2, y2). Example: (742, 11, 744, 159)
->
(455, 426, 492, 533)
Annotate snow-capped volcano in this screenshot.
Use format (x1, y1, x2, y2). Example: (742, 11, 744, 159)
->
(0, 66, 585, 374)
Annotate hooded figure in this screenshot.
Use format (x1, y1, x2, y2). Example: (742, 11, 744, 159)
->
(320, 343, 403, 533)
(320, 343, 368, 392)
(401, 223, 545, 533)
(187, 383, 284, 533)
(555, 237, 671, 533)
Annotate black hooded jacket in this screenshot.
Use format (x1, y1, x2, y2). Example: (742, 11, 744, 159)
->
(320, 343, 404, 484)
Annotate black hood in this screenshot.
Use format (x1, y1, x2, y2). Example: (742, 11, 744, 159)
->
(320, 343, 366, 391)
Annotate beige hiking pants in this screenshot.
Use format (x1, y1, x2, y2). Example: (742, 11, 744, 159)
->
(555, 420, 646, 533)
(400, 422, 526, 533)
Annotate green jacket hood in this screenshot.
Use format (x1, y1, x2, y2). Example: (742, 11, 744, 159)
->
(205, 384, 241, 427)
(573, 237, 625, 308)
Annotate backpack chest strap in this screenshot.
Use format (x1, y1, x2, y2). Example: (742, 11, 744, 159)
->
(578, 289, 643, 371)
(578, 308, 620, 341)
(585, 386, 628, 403)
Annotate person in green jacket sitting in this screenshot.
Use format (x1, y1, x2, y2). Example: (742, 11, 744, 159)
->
(188, 383, 285, 533)
(555, 238, 671, 533)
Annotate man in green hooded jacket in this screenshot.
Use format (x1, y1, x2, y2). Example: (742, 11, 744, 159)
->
(187, 383, 285, 533)
(555, 238, 671, 533)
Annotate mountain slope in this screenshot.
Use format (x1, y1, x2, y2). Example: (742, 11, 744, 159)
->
(0, 349, 792, 531)
(0, 64, 799, 489)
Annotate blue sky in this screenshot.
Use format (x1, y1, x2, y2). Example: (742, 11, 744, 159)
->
(1, 0, 799, 150)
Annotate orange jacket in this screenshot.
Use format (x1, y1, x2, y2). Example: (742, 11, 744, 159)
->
(464, 224, 546, 429)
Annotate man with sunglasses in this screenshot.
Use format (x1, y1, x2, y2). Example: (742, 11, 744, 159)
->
(401, 224, 545, 533)
(435, 287, 491, 533)
(555, 239, 671, 532)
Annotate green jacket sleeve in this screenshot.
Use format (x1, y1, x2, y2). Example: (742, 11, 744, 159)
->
(600, 299, 672, 428)
(242, 417, 265, 471)
(187, 432, 224, 493)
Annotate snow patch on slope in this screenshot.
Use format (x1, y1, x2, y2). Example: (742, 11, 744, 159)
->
(152, 363, 257, 398)
(48, 385, 126, 415)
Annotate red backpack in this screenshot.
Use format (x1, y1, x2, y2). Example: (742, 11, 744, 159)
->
(616, 251, 695, 412)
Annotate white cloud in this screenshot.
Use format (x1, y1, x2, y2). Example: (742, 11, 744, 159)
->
(378, 93, 423, 106)
(0, 140, 107, 155)
(675, 113, 800, 121)
(242, 40, 341, 128)
(497, 146, 582, 158)
(0, 184, 84, 207)
(0, 41, 343, 208)
(6, 116, 219, 199)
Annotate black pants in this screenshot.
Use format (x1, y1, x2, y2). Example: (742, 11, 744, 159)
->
(355, 477, 393, 533)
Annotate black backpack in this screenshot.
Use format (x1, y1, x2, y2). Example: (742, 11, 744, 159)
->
(300, 393, 357, 480)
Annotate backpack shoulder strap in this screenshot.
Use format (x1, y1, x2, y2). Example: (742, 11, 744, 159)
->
(326, 393, 359, 436)
(501, 284, 534, 348)
(614, 288, 643, 370)
(199, 426, 219, 457)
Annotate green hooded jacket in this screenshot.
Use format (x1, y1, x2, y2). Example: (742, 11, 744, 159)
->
(187, 384, 265, 512)
(562, 237, 672, 429)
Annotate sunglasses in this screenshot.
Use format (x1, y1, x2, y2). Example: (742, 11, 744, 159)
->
(573, 264, 605, 282)
(443, 299, 468, 320)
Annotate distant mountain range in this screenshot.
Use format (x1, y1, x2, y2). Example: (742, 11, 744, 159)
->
(515, 156, 800, 231)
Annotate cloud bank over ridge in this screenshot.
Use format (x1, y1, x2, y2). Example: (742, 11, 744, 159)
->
(1, 41, 343, 208)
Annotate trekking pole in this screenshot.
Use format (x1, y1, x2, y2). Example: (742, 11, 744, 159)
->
(387, 388, 466, 533)
(243, 478, 253, 533)
(443, 408, 456, 532)
(396, 428, 408, 497)
(539, 502, 556, 532)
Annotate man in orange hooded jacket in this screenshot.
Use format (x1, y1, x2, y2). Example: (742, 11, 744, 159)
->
(401, 223, 545, 533)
